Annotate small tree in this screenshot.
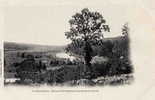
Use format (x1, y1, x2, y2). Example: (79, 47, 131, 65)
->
(65, 8, 110, 76)
(122, 23, 129, 36)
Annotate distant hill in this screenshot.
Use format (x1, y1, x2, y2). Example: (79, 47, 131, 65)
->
(4, 41, 66, 52)
(4, 36, 129, 53)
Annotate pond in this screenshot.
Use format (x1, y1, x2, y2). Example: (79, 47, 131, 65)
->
(56, 52, 75, 61)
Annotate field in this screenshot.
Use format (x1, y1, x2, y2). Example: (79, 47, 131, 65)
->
(4, 37, 134, 86)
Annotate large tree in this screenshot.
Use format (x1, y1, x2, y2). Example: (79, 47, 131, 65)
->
(65, 8, 110, 74)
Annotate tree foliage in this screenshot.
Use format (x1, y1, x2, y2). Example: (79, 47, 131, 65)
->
(65, 8, 110, 67)
(122, 23, 129, 36)
(65, 8, 110, 41)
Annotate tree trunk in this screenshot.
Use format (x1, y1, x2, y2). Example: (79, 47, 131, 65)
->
(83, 39, 93, 79)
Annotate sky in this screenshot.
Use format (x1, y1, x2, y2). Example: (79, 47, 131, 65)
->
(1, 0, 155, 46)
(2, 0, 143, 46)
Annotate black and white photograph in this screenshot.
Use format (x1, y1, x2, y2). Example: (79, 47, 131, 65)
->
(1, 0, 155, 100)
(4, 6, 134, 86)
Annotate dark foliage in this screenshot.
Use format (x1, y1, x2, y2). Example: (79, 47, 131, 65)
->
(65, 8, 110, 77)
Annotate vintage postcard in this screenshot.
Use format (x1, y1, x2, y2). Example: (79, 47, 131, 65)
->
(0, 0, 155, 100)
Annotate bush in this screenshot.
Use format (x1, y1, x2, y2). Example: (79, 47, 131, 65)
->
(91, 56, 108, 64)
(93, 63, 109, 76)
